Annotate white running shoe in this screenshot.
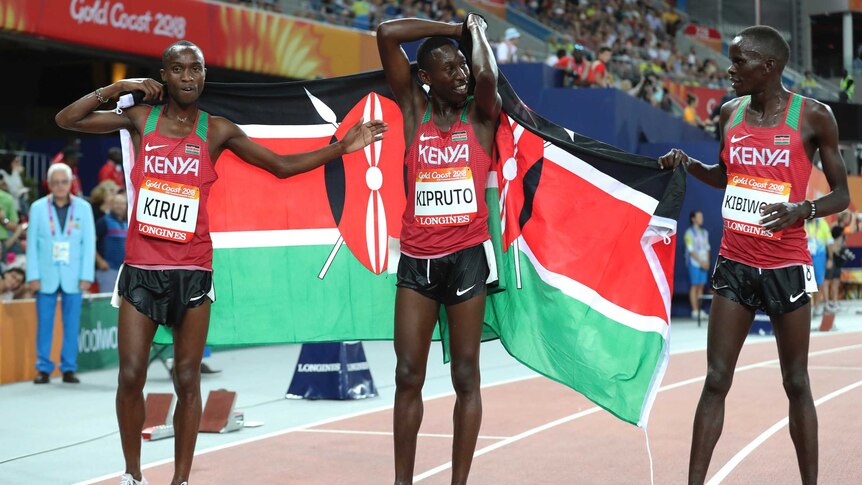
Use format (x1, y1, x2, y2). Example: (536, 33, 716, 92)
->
(119, 473, 148, 485)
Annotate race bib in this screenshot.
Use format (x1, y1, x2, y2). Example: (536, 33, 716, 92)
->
(803, 264, 818, 293)
(52, 241, 70, 265)
(414, 167, 477, 227)
(135, 178, 200, 243)
(722, 174, 791, 240)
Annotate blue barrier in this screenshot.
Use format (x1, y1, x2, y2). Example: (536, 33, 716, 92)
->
(286, 342, 378, 400)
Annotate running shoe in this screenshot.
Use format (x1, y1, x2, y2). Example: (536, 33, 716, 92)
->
(119, 473, 148, 485)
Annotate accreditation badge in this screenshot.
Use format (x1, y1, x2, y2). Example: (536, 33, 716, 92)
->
(722, 174, 791, 240)
(414, 167, 478, 227)
(135, 178, 200, 243)
(52, 241, 70, 265)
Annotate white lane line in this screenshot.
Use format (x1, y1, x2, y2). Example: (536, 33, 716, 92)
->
(706, 378, 862, 485)
(413, 343, 862, 482)
(763, 364, 862, 372)
(296, 428, 510, 440)
(414, 407, 603, 481)
(76, 339, 862, 485)
(72, 374, 537, 485)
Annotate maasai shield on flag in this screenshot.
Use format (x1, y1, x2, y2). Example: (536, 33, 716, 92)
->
(122, 67, 685, 426)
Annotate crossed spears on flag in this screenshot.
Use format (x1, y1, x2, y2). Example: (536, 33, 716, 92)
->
(304, 88, 390, 279)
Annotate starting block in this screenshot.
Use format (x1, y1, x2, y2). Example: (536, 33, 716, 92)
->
(199, 390, 244, 434)
(141, 393, 175, 441)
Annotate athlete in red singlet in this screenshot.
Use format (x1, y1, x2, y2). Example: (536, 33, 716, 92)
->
(378, 15, 501, 484)
(659, 26, 848, 485)
(55, 41, 386, 485)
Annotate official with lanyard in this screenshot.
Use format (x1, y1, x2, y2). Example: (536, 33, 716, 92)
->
(26, 163, 96, 384)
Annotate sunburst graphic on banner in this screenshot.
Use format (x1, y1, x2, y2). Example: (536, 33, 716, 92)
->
(0, 0, 28, 32)
(217, 6, 328, 79)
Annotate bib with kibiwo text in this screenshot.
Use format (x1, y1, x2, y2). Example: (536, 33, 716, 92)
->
(414, 167, 478, 227)
(722, 174, 791, 240)
(135, 178, 200, 243)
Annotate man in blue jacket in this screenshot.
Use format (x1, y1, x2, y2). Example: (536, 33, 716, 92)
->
(27, 163, 95, 384)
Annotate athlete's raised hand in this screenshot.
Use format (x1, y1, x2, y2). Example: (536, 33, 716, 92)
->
(341, 118, 388, 154)
(759, 200, 810, 232)
(466, 13, 488, 32)
(116, 78, 165, 102)
(658, 148, 691, 170)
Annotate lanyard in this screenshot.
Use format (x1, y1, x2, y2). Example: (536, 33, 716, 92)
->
(48, 195, 73, 237)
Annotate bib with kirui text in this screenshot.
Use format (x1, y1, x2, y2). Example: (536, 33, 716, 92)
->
(414, 167, 478, 227)
(135, 178, 200, 243)
(722, 174, 791, 240)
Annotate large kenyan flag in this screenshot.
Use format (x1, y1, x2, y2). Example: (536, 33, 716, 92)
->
(123, 70, 685, 426)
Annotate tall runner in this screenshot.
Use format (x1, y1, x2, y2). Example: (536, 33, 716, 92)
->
(55, 41, 386, 485)
(659, 26, 848, 484)
(377, 14, 501, 484)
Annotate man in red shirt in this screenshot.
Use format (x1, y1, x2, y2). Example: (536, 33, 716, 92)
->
(98, 147, 125, 187)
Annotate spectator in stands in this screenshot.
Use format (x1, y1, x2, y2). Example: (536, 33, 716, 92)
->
(496, 27, 521, 64)
(98, 147, 125, 187)
(825, 212, 852, 312)
(546, 47, 565, 67)
(89, 179, 120, 223)
(0, 267, 25, 301)
(26, 163, 95, 385)
(54, 147, 84, 196)
(805, 217, 833, 316)
(0, 185, 20, 255)
(95, 193, 127, 294)
(839, 69, 855, 103)
(587, 46, 612, 87)
(683, 93, 699, 126)
(0, 154, 28, 213)
(685, 210, 710, 319)
(799, 70, 818, 98)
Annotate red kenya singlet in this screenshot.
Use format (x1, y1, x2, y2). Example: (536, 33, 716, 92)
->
(125, 105, 218, 269)
(400, 98, 493, 258)
(719, 93, 812, 268)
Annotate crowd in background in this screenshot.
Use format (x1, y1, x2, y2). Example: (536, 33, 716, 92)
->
(0, 146, 128, 301)
(293, 0, 464, 30)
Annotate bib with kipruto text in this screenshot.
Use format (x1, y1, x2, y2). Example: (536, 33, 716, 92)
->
(135, 178, 200, 243)
(414, 167, 477, 227)
(722, 174, 791, 240)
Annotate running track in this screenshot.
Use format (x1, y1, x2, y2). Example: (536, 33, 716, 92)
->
(86, 331, 862, 484)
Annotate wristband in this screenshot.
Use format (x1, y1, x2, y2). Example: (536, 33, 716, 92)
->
(94, 88, 108, 104)
(806, 200, 816, 220)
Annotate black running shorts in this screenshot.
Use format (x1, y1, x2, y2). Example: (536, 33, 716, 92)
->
(396, 243, 490, 305)
(116, 265, 215, 327)
(711, 255, 813, 316)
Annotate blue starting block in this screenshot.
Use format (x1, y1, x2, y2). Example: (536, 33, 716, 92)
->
(750, 313, 773, 336)
(286, 342, 378, 400)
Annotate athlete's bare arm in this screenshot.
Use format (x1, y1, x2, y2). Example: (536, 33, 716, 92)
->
(55, 79, 163, 135)
(209, 116, 387, 179)
(464, 14, 502, 155)
(465, 15, 501, 123)
(377, 19, 461, 144)
(657, 100, 735, 188)
(760, 100, 849, 232)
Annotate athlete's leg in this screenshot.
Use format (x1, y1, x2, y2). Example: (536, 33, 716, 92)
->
(771, 303, 818, 484)
(393, 288, 439, 485)
(689, 294, 755, 484)
(444, 292, 486, 485)
(170, 301, 211, 485)
(116, 299, 159, 482)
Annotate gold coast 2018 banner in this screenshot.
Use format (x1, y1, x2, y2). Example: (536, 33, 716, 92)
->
(0, 0, 381, 78)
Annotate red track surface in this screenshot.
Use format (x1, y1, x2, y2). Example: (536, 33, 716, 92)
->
(91, 332, 862, 484)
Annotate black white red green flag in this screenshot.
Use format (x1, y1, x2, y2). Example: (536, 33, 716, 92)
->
(122, 70, 685, 426)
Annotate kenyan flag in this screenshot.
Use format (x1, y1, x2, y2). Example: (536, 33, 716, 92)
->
(121, 70, 684, 426)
